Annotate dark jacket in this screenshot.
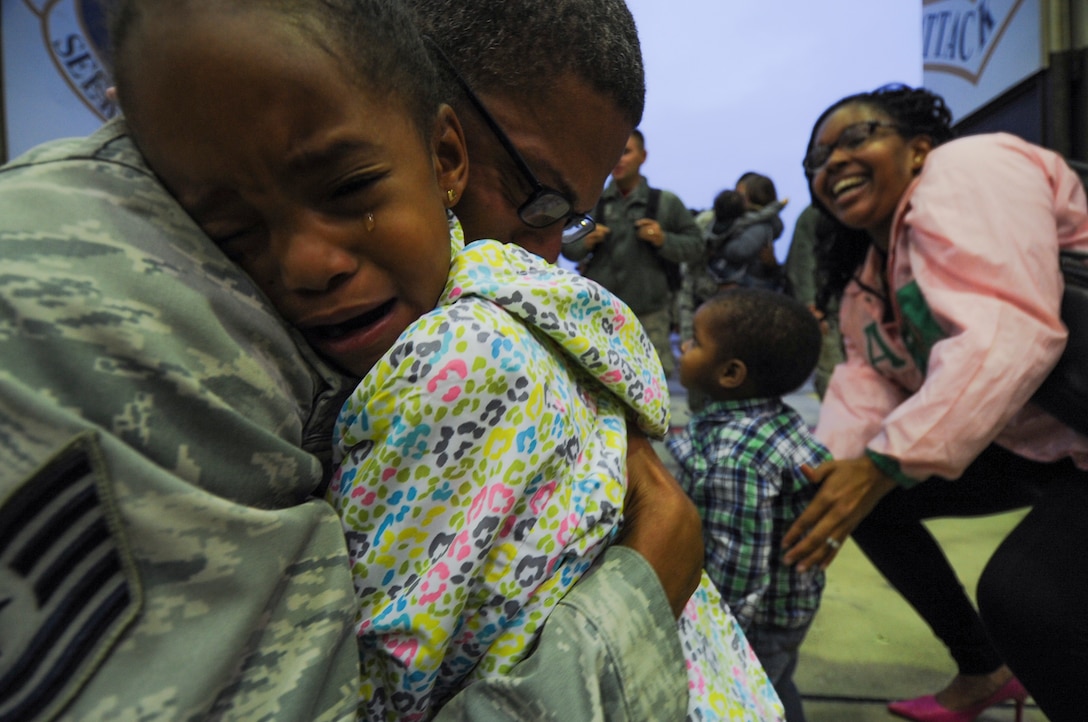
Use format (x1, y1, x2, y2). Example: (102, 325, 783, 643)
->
(562, 178, 703, 316)
(707, 201, 785, 290)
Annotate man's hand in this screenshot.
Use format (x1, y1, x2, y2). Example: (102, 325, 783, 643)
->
(634, 218, 664, 247)
(620, 427, 703, 617)
(781, 456, 898, 571)
(582, 223, 611, 250)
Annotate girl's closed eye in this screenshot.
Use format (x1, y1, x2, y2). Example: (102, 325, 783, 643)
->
(328, 171, 385, 204)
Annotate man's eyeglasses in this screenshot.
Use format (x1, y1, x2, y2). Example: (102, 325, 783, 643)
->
(803, 120, 900, 175)
(426, 39, 596, 245)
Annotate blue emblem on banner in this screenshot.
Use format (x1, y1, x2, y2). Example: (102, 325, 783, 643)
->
(24, 0, 117, 120)
(0, 435, 141, 722)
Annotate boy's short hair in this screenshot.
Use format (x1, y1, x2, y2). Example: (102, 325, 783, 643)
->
(703, 288, 821, 397)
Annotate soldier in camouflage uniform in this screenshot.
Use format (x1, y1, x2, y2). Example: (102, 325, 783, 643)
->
(0, 1, 703, 719)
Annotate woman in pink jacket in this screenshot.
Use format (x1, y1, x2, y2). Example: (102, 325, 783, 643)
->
(781, 85, 1088, 722)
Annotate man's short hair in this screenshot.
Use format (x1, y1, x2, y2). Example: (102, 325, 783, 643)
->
(404, 0, 645, 126)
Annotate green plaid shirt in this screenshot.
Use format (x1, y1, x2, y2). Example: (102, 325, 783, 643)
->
(667, 398, 830, 630)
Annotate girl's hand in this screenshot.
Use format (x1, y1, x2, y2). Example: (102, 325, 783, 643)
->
(781, 456, 898, 571)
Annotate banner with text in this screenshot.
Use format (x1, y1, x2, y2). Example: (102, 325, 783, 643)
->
(921, 0, 1043, 122)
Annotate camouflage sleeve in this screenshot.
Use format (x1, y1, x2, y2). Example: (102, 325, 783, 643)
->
(0, 120, 360, 722)
(433, 547, 688, 722)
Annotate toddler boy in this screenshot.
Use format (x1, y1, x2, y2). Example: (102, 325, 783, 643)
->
(667, 288, 831, 722)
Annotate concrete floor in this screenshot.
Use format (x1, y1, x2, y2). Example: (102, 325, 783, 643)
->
(655, 377, 1048, 721)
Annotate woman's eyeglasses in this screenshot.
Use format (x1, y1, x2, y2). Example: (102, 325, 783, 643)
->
(803, 121, 900, 174)
(426, 39, 596, 245)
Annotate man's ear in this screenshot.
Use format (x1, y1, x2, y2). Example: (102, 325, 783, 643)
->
(717, 358, 747, 390)
(434, 104, 469, 207)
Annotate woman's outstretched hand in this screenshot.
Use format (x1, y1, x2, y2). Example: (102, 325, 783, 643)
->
(781, 456, 898, 571)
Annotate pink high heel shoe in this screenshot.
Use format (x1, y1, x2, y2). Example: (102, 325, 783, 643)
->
(887, 677, 1028, 722)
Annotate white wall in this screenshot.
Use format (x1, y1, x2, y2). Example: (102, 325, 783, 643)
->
(625, 1, 922, 258)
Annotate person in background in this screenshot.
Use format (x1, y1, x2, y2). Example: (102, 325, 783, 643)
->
(783, 204, 844, 398)
(0, 1, 704, 720)
(705, 173, 786, 292)
(562, 130, 704, 378)
(681, 190, 746, 343)
(668, 288, 830, 722)
(782, 83, 1088, 722)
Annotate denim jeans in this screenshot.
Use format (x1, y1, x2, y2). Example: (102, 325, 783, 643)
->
(744, 620, 813, 722)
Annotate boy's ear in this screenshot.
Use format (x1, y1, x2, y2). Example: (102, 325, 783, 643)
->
(717, 358, 747, 390)
(434, 104, 469, 207)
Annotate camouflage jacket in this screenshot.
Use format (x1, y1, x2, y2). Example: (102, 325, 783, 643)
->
(0, 119, 688, 722)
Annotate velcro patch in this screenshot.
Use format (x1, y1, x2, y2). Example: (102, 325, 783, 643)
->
(0, 434, 141, 722)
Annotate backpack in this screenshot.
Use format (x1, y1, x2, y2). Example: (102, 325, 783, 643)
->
(595, 187, 683, 291)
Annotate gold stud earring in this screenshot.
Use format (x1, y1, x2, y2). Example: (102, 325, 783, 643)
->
(365, 212, 376, 232)
(447, 188, 457, 204)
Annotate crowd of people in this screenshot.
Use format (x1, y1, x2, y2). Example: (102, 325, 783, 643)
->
(2, 1, 1087, 722)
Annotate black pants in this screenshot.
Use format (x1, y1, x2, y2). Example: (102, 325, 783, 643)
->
(850, 445, 1088, 721)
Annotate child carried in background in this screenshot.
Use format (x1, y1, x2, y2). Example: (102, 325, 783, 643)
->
(681, 190, 786, 343)
(668, 288, 832, 722)
(112, 0, 783, 719)
(706, 176, 787, 291)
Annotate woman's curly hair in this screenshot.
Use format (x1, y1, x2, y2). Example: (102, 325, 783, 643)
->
(803, 84, 955, 311)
